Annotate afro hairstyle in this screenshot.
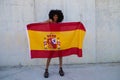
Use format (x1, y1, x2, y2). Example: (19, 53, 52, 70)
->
(49, 9, 64, 22)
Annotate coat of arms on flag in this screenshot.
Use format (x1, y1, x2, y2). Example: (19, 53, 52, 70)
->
(27, 22, 86, 58)
(44, 33, 60, 49)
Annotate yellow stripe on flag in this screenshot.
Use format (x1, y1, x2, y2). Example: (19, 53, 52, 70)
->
(28, 30, 85, 50)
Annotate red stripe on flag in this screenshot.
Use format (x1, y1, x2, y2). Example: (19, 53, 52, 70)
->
(27, 22, 86, 31)
(31, 48, 82, 58)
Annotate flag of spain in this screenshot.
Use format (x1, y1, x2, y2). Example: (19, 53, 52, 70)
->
(27, 22, 86, 58)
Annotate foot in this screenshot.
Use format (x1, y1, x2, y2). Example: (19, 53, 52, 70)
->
(59, 67, 64, 76)
(44, 69, 49, 78)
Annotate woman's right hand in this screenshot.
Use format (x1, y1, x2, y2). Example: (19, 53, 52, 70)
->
(44, 19, 53, 23)
(49, 19, 53, 23)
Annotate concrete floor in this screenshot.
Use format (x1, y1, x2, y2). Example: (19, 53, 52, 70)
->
(0, 63, 120, 80)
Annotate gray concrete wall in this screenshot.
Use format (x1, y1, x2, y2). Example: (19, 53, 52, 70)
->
(96, 0, 120, 63)
(0, 0, 120, 66)
(0, 0, 35, 66)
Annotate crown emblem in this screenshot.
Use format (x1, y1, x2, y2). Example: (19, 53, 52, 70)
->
(43, 33, 60, 49)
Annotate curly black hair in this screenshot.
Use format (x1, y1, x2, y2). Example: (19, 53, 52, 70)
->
(49, 10, 64, 22)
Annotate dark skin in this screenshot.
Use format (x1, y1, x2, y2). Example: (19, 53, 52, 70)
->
(45, 14, 63, 69)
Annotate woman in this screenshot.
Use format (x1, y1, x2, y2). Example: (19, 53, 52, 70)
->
(44, 9, 64, 78)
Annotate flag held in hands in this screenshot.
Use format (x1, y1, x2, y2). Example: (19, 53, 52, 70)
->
(27, 22, 86, 58)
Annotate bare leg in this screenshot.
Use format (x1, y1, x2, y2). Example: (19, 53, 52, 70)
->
(46, 58, 51, 69)
(59, 57, 64, 76)
(59, 57, 62, 67)
(44, 58, 51, 78)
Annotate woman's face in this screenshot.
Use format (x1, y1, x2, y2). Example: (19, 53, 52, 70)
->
(53, 14, 58, 22)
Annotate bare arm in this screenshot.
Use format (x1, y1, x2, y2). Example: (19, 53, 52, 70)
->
(44, 19, 53, 23)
